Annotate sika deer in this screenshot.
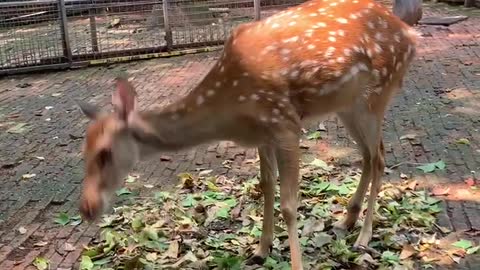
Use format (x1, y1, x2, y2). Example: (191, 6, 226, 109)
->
(78, 0, 418, 269)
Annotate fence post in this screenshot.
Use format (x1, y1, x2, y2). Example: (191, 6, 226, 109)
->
(89, 3, 99, 53)
(58, 0, 72, 63)
(162, 0, 173, 50)
(464, 0, 475, 7)
(254, 0, 261, 21)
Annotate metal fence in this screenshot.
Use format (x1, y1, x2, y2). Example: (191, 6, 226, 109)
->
(0, 0, 305, 75)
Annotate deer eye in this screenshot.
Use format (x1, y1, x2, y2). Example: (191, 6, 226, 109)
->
(97, 149, 112, 168)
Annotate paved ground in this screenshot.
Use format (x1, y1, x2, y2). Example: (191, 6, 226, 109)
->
(0, 2, 479, 270)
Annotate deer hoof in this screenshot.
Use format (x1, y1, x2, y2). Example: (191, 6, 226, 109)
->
(245, 255, 266, 265)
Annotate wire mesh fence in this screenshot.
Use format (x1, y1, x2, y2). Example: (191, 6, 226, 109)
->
(0, 0, 304, 75)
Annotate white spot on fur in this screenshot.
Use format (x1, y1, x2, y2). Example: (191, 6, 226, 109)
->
(220, 66, 225, 72)
(394, 33, 401, 43)
(316, 22, 327, 28)
(328, 36, 336, 42)
(273, 108, 280, 115)
(366, 49, 373, 58)
(307, 44, 315, 50)
(357, 63, 369, 71)
(289, 21, 297, 26)
(250, 94, 260, 101)
(196, 95, 204, 105)
(367, 22, 375, 29)
(243, 72, 249, 77)
(343, 48, 351, 56)
(272, 23, 280, 29)
(290, 70, 299, 79)
(283, 36, 299, 43)
(238, 95, 246, 102)
(206, 89, 215, 96)
(349, 14, 358, 19)
(337, 57, 345, 63)
(260, 116, 267, 122)
(336, 18, 348, 24)
(396, 62, 402, 71)
(374, 43, 382, 53)
(382, 67, 388, 76)
(325, 47, 335, 57)
(281, 48, 291, 55)
(215, 81, 221, 88)
(338, 30, 345, 36)
(232, 80, 239, 87)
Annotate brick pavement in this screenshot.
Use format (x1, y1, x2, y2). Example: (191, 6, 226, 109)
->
(0, 2, 479, 269)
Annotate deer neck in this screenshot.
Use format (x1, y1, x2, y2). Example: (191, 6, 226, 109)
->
(129, 86, 227, 156)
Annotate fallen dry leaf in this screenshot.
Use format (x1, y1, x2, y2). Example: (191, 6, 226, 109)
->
(64, 243, 76, 251)
(165, 240, 179, 259)
(22, 173, 36, 180)
(464, 178, 475, 187)
(18, 227, 27, 234)
(34, 241, 48, 247)
(431, 186, 450, 196)
(400, 244, 416, 260)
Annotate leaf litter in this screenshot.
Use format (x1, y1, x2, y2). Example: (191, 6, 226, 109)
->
(79, 159, 463, 270)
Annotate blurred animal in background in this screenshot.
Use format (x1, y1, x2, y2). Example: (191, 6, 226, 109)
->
(393, 0, 423, 26)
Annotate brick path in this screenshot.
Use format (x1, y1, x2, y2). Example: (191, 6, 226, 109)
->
(0, 2, 479, 269)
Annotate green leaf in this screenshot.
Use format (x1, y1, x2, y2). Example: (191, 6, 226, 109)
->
(33, 257, 49, 270)
(125, 175, 137, 183)
(143, 226, 159, 241)
(307, 131, 322, 140)
(381, 250, 400, 264)
(115, 187, 132, 196)
(216, 207, 230, 219)
(7, 123, 28, 134)
(456, 138, 470, 145)
(416, 160, 445, 173)
(80, 255, 94, 270)
(182, 194, 195, 207)
(467, 246, 480, 255)
(452, 239, 473, 250)
(131, 216, 144, 231)
(54, 212, 71, 226)
(154, 191, 171, 201)
(93, 257, 111, 265)
(310, 158, 332, 171)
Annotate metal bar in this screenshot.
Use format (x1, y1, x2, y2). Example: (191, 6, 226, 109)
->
(72, 46, 223, 68)
(464, 0, 475, 7)
(58, 0, 72, 63)
(254, 0, 261, 21)
(162, 0, 173, 50)
(89, 5, 99, 53)
(0, 63, 70, 76)
(69, 39, 225, 61)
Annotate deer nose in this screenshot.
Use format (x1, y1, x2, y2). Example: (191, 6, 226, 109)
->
(79, 182, 103, 221)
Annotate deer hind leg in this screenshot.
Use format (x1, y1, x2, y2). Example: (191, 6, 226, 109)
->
(338, 98, 387, 248)
(275, 131, 303, 270)
(246, 145, 277, 265)
(333, 110, 373, 231)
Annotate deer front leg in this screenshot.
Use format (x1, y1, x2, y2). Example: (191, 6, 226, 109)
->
(246, 146, 277, 265)
(275, 136, 303, 270)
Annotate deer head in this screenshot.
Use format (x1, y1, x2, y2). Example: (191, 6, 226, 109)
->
(77, 77, 142, 221)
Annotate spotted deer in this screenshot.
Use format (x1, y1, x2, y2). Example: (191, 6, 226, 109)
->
(77, 0, 418, 268)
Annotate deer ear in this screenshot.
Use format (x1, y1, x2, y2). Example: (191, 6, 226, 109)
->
(112, 76, 138, 121)
(78, 100, 101, 120)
